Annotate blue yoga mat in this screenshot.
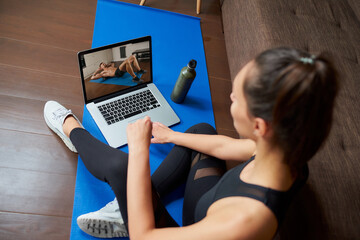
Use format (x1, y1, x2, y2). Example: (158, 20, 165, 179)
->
(90, 72, 143, 87)
(70, 0, 214, 239)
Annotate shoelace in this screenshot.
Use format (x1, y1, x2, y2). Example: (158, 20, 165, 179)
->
(52, 108, 71, 121)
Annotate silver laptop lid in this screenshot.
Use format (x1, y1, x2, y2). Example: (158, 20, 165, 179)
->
(77, 36, 153, 104)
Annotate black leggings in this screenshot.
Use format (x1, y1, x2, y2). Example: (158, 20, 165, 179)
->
(69, 123, 226, 229)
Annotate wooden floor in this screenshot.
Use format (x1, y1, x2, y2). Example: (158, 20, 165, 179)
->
(0, 0, 235, 239)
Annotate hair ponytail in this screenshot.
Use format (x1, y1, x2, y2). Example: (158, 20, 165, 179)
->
(244, 47, 338, 173)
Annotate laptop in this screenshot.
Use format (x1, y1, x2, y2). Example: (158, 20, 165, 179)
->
(78, 36, 180, 148)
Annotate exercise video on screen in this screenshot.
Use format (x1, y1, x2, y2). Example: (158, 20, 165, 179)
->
(80, 40, 151, 101)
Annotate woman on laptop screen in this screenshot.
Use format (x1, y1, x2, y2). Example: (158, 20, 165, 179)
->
(90, 55, 147, 83)
(44, 47, 338, 239)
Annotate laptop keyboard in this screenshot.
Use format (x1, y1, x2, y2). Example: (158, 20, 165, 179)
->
(97, 89, 160, 125)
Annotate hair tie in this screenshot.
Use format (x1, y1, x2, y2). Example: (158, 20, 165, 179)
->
(300, 55, 315, 65)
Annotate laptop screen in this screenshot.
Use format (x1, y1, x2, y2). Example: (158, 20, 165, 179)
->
(78, 36, 152, 103)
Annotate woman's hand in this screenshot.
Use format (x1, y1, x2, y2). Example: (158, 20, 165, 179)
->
(127, 116, 153, 152)
(151, 122, 175, 144)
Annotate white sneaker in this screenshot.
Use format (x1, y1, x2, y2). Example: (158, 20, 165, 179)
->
(77, 198, 128, 238)
(44, 100, 83, 153)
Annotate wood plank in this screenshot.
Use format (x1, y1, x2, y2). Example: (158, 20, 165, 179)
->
(0, 38, 79, 77)
(0, 129, 77, 175)
(212, 100, 233, 130)
(0, 94, 83, 135)
(203, 37, 231, 82)
(0, 168, 75, 217)
(201, 20, 225, 41)
(203, 37, 229, 60)
(217, 128, 238, 138)
(209, 77, 234, 130)
(119, 0, 222, 22)
(209, 77, 232, 103)
(206, 53, 232, 80)
(136, 0, 222, 22)
(0, 64, 83, 105)
(0, 0, 96, 51)
(0, 211, 71, 240)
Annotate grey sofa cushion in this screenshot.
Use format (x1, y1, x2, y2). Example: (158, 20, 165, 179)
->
(221, 0, 360, 239)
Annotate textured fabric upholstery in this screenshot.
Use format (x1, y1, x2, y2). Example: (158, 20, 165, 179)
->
(221, 0, 360, 239)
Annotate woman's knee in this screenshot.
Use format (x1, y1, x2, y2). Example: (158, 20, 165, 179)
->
(185, 123, 217, 135)
(128, 55, 136, 61)
(104, 153, 128, 180)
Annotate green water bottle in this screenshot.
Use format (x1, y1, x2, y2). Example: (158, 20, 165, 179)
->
(171, 59, 197, 103)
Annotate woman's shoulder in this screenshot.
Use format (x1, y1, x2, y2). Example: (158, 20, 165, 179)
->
(206, 196, 278, 239)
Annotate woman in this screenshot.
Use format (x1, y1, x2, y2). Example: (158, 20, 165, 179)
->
(91, 55, 146, 83)
(44, 47, 338, 239)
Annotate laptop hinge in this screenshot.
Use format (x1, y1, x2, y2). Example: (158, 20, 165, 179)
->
(93, 83, 148, 104)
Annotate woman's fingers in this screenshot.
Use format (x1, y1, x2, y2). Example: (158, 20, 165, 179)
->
(127, 116, 153, 148)
(151, 121, 173, 144)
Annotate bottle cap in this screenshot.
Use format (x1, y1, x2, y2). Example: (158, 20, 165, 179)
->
(188, 59, 197, 69)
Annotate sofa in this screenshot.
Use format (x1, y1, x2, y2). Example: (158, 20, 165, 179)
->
(220, 0, 360, 239)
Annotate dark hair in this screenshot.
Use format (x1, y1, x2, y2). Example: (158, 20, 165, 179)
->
(99, 62, 112, 68)
(243, 47, 339, 173)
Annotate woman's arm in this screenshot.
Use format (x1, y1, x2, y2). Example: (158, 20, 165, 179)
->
(127, 117, 155, 239)
(90, 72, 104, 80)
(127, 118, 275, 240)
(93, 66, 103, 75)
(152, 122, 256, 162)
(141, 202, 277, 240)
(90, 66, 104, 79)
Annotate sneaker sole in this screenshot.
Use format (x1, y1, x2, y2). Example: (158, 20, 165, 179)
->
(77, 218, 128, 238)
(44, 112, 77, 153)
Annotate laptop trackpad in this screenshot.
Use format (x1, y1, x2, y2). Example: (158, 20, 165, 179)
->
(128, 116, 146, 123)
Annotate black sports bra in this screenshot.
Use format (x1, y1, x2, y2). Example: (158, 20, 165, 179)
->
(194, 156, 308, 224)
